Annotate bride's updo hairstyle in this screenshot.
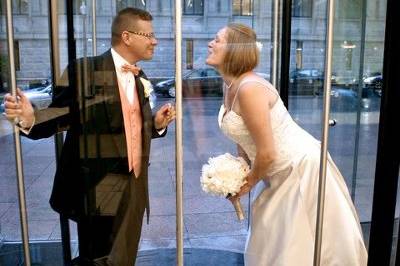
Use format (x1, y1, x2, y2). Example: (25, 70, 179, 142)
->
(221, 23, 259, 77)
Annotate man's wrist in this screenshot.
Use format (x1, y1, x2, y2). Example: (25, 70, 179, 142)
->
(18, 119, 32, 129)
(153, 118, 164, 131)
(17, 116, 35, 135)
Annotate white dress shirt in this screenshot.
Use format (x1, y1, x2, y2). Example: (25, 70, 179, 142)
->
(111, 48, 136, 104)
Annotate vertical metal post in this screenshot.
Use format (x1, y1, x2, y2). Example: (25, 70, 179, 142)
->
(48, 1, 72, 265)
(5, 0, 31, 265)
(351, 0, 367, 201)
(313, 0, 335, 265)
(279, 0, 292, 108)
(49, 0, 61, 85)
(271, 0, 280, 89)
(91, 0, 97, 56)
(174, 0, 184, 265)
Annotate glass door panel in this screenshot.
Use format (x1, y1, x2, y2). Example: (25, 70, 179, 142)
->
(287, 0, 386, 249)
(0, 0, 66, 264)
(332, 0, 386, 245)
(134, 1, 178, 254)
(0, 31, 23, 262)
(179, 0, 271, 262)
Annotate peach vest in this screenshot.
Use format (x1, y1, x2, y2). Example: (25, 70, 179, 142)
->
(118, 79, 142, 178)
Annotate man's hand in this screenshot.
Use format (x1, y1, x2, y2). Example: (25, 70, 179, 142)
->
(154, 103, 176, 130)
(3, 88, 35, 128)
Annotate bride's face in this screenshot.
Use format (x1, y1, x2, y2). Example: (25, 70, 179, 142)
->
(206, 28, 228, 68)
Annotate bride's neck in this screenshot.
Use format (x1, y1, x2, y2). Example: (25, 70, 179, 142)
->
(223, 71, 251, 88)
(223, 75, 236, 87)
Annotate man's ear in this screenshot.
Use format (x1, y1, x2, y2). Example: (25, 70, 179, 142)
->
(121, 31, 130, 45)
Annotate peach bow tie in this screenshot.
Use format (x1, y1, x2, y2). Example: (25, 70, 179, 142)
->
(121, 64, 141, 76)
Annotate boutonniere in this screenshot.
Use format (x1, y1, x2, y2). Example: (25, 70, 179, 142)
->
(139, 77, 153, 98)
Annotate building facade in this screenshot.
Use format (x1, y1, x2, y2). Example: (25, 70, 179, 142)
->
(0, 0, 386, 88)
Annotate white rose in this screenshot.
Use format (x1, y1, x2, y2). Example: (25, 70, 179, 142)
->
(140, 77, 154, 98)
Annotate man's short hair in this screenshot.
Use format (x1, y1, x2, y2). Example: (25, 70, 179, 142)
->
(111, 8, 153, 46)
(221, 23, 259, 77)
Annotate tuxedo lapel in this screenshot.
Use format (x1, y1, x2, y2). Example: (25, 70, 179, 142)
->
(135, 73, 145, 107)
(97, 50, 127, 159)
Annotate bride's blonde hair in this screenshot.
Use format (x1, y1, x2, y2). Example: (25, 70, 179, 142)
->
(221, 23, 259, 77)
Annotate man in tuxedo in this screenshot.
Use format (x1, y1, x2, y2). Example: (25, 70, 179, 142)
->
(4, 7, 175, 266)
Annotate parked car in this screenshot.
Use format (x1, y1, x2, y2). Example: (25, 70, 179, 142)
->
(332, 75, 357, 88)
(363, 72, 382, 97)
(0, 85, 53, 113)
(27, 77, 51, 90)
(289, 69, 327, 95)
(154, 68, 222, 98)
(1, 83, 157, 113)
(24, 84, 53, 110)
(154, 68, 269, 98)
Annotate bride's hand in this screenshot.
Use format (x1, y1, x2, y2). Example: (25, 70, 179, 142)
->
(229, 173, 258, 202)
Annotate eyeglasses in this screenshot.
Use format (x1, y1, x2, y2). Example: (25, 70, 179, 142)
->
(126, 30, 156, 40)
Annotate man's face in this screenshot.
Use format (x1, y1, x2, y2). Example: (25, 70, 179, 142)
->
(124, 19, 158, 61)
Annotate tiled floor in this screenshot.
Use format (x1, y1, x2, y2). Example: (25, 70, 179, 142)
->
(0, 243, 244, 266)
(1, 96, 398, 264)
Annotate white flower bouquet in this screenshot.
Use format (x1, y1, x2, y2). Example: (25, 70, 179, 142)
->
(200, 153, 250, 220)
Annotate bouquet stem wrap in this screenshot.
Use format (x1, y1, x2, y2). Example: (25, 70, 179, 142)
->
(231, 198, 245, 221)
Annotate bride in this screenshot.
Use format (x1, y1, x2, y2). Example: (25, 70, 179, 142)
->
(206, 23, 367, 266)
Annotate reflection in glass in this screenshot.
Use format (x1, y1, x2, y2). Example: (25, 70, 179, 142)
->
(233, 0, 253, 16)
(287, 0, 386, 253)
(292, 0, 312, 17)
(184, 0, 204, 15)
(0, 0, 392, 264)
(117, 0, 147, 11)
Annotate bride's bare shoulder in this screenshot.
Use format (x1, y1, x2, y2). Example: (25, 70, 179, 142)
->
(238, 75, 278, 109)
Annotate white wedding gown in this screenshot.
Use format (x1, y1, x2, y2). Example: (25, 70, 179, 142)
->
(218, 78, 368, 266)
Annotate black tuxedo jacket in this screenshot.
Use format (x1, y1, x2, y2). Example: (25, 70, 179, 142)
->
(26, 49, 165, 221)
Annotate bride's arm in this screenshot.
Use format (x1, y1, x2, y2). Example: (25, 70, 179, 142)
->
(237, 144, 251, 166)
(234, 82, 277, 198)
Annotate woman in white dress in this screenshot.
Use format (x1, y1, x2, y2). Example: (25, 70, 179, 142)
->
(206, 23, 368, 266)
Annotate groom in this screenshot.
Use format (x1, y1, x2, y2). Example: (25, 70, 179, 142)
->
(3, 7, 175, 266)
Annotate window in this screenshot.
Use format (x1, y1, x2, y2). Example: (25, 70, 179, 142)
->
(186, 40, 194, 69)
(189, 70, 202, 78)
(183, 0, 203, 15)
(217, 0, 222, 13)
(12, 0, 29, 15)
(233, 0, 253, 16)
(296, 41, 303, 69)
(345, 47, 353, 70)
(14, 40, 20, 71)
(57, 0, 90, 15)
(116, 0, 147, 12)
(336, 0, 361, 19)
(157, 0, 162, 12)
(205, 69, 220, 77)
(292, 0, 312, 17)
(341, 41, 355, 70)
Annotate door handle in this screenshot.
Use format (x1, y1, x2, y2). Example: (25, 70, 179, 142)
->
(329, 119, 337, 126)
